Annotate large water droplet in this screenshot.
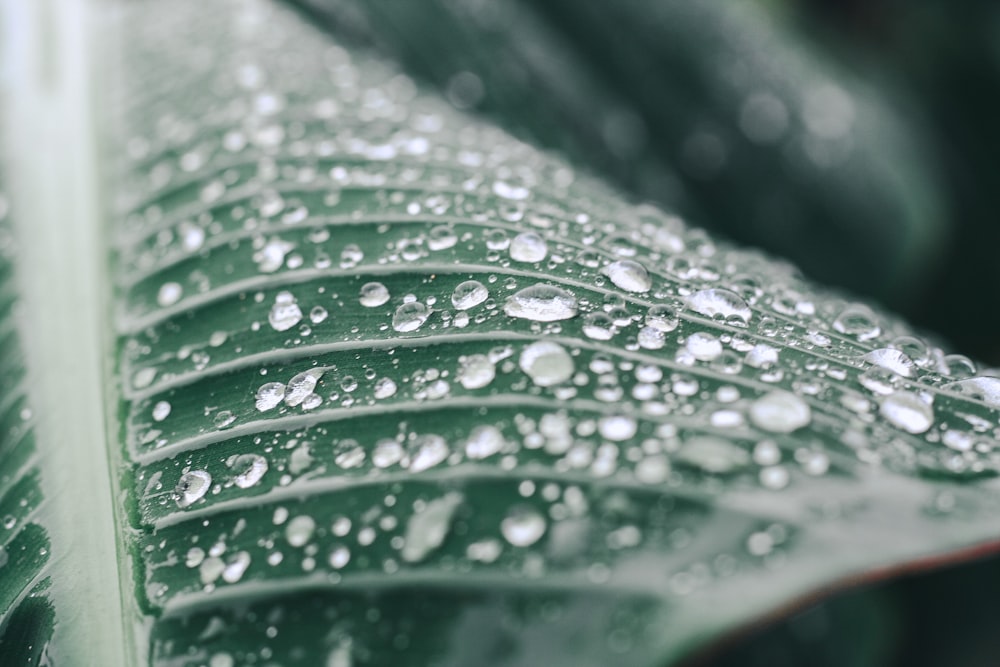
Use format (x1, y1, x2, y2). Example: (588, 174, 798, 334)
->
(676, 437, 750, 474)
(285, 369, 323, 407)
(451, 280, 489, 310)
(880, 391, 933, 434)
(401, 493, 463, 563)
(359, 282, 391, 308)
(157, 282, 183, 307)
(509, 232, 548, 263)
(255, 382, 286, 411)
(465, 425, 506, 459)
(393, 302, 431, 332)
(175, 470, 212, 508)
(501, 506, 547, 547)
(686, 288, 751, 325)
(269, 291, 302, 331)
(833, 304, 881, 341)
(603, 260, 652, 293)
(505, 284, 578, 322)
(286, 515, 316, 547)
(941, 376, 1000, 407)
(409, 434, 449, 472)
(229, 454, 268, 489)
(519, 341, 574, 387)
(458, 354, 496, 389)
(749, 391, 811, 433)
(862, 349, 914, 378)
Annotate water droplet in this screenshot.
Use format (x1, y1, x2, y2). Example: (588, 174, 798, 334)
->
(942, 377, 1000, 407)
(157, 282, 182, 307)
(255, 382, 286, 411)
(749, 391, 811, 433)
(676, 437, 750, 474)
(269, 291, 302, 331)
(359, 282, 390, 308)
(686, 288, 751, 325)
(759, 466, 790, 490)
(582, 312, 616, 340)
(214, 411, 236, 429)
(509, 232, 548, 262)
(451, 280, 489, 310)
(373, 377, 398, 399)
(221, 551, 251, 583)
(685, 332, 723, 361)
(392, 302, 431, 332)
(373, 439, 405, 468)
(458, 354, 496, 389)
(880, 392, 933, 434)
(175, 470, 212, 508)
(501, 506, 547, 547)
(519, 341, 574, 387)
(401, 492, 463, 563)
(255, 238, 294, 273)
(152, 401, 171, 422)
(598, 415, 638, 441)
(285, 370, 323, 407)
(833, 304, 881, 341)
(862, 349, 914, 378)
(635, 455, 671, 484)
(286, 515, 316, 547)
(229, 454, 268, 488)
(328, 545, 351, 569)
(310, 305, 329, 324)
(409, 434, 449, 472)
(645, 305, 679, 332)
(465, 425, 506, 459)
(505, 284, 578, 322)
(603, 260, 651, 293)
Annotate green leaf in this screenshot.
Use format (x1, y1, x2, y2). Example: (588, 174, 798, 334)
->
(1, 0, 999, 665)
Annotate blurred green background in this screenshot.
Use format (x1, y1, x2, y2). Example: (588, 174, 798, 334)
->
(289, 1, 1000, 664)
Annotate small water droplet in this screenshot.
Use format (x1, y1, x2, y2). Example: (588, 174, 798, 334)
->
(519, 341, 574, 387)
(269, 291, 302, 331)
(214, 411, 236, 429)
(501, 505, 547, 547)
(310, 305, 329, 324)
(157, 282, 183, 307)
(152, 401, 171, 422)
